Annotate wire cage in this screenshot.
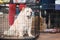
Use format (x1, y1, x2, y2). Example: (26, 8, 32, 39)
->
(0, 4, 40, 40)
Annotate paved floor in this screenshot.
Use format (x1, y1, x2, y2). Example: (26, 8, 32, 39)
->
(37, 33, 60, 40)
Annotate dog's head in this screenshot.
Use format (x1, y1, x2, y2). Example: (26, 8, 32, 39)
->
(22, 7, 33, 19)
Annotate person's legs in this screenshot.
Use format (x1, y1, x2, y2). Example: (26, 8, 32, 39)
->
(8, 4, 16, 25)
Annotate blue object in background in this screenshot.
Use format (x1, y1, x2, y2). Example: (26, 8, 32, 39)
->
(40, 0, 55, 10)
(42, 4, 55, 10)
(16, 8, 20, 15)
(55, 4, 60, 10)
(40, 0, 55, 5)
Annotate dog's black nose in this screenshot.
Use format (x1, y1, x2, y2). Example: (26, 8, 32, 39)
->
(27, 16, 30, 18)
(27, 16, 31, 19)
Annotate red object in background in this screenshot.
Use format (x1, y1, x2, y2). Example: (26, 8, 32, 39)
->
(9, 4, 26, 25)
(19, 3, 26, 10)
(9, 4, 16, 25)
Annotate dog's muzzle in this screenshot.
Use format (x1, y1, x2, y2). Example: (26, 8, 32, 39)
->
(27, 12, 33, 19)
(27, 15, 32, 19)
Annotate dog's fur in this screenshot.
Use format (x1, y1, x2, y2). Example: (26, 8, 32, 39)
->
(40, 17, 47, 31)
(40, 16, 44, 31)
(4, 7, 34, 37)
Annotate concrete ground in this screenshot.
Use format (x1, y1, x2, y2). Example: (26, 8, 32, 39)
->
(37, 33, 60, 40)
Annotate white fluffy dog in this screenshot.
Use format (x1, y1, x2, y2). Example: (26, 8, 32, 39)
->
(4, 7, 34, 37)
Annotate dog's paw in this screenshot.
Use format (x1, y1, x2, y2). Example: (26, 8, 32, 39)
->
(28, 34, 34, 37)
(29, 35, 35, 38)
(18, 34, 23, 37)
(4, 31, 15, 36)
